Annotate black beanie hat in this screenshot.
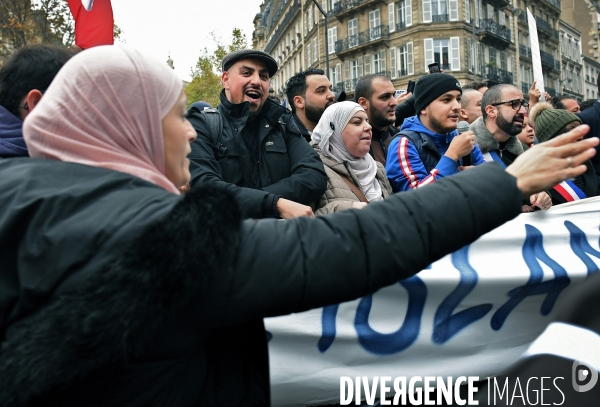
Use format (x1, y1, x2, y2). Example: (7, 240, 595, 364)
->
(413, 73, 462, 113)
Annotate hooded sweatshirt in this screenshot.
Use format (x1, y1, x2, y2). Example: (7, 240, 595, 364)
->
(0, 105, 27, 158)
(385, 115, 484, 192)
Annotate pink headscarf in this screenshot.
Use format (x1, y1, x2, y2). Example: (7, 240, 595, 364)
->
(23, 45, 183, 194)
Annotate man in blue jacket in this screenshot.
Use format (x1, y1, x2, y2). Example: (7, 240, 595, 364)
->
(0, 44, 72, 158)
(386, 73, 484, 192)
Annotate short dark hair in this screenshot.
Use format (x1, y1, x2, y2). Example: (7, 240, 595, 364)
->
(461, 88, 480, 109)
(551, 95, 578, 110)
(579, 99, 596, 112)
(285, 68, 325, 113)
(481, 83, 516, 119)
(0, 44, 73, 119)
(463, 81, 488, 91)
(354, 74, 391, 102)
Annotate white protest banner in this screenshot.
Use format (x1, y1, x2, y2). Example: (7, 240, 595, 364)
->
(266, 197, 600, 406)
(527, 8, 545, 100)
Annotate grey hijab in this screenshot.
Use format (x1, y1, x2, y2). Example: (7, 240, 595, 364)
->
(311, 101, 382, 202)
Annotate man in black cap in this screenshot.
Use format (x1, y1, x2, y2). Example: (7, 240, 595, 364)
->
(187, 49, 327, 219)
(385, 72, 483, 192)
(285, 68, 336, 143)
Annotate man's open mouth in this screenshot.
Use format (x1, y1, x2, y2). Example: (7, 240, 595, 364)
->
(245, 89, 262, 102)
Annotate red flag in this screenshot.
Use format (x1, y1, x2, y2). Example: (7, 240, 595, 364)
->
(67, 0, 114, 49)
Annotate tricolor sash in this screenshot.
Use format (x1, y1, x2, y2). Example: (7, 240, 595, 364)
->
(553, 180, 587, 202)
(482, 150, 506, 169)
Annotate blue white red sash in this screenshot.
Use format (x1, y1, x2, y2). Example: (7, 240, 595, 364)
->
(482, 151, 506, 169)
(553, 180, 587, 202)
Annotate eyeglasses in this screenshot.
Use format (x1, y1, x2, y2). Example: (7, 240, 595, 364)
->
(490, 99, 529, 111)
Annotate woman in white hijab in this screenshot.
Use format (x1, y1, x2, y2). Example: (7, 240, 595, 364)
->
(311, 101, 393, 214)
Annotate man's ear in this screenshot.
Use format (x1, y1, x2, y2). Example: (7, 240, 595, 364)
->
(221, 71, 230, 91)
(293, 95, 305, 110)
(357, 96, 369, 111)
(459, 108, 468, 121)
(484, 105, 496, 118)
(19, 89, 44, 119)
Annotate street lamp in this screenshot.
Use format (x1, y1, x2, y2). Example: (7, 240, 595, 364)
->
(312, 0, 330, 78)
(510, 7, 523, 88)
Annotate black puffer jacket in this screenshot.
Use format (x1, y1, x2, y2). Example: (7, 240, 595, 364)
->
(0, 159, 521, 406)
(188, 91, 327, 219)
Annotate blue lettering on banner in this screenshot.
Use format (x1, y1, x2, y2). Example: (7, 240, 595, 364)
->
(354, 275, 427, 356)
(318, 304, 340, 353)
(432, 245, 493, 344)
(565, 221, 600, 277)
(491, 224, 570, 330)
(314, 222, 596, 355)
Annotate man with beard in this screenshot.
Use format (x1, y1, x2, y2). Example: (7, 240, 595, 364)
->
(355, 74, 398, 165)
(187, 50, 327, 219)
(471, 84, 552, 211)
(385, 73, 484, 192)
(285, 68, 335, 143)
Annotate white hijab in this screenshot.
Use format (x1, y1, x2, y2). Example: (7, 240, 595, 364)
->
(311, 101, 382, 202)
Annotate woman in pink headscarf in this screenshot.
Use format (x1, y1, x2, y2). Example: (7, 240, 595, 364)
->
(25, 44, 195, 192)
(0, 45, 597, 406)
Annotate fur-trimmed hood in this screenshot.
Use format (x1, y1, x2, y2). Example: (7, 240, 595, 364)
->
(470, 116, 524, 156)
(0, 183, 242, 406)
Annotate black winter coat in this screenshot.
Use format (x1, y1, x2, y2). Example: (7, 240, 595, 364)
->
(0, 158, 521, 406)
(188, 91, 327, 219)
(577, 100, 600, 187)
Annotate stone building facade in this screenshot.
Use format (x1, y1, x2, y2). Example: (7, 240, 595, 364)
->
(252, 0, 563, 101)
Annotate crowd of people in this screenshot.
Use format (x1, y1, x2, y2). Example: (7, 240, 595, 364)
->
(0, 43, 598, 405)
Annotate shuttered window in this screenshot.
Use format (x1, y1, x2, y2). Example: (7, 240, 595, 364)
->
(450, 37, 460, 71)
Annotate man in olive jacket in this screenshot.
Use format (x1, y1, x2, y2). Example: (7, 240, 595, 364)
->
(187, 50, 327, 219)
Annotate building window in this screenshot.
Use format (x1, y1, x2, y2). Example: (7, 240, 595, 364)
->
(307, 43, 312, 65)
(330, 63, 341, 87)
(328, 27, 337, 54)
(397, 0, 412, 28)
(313, 37, 318, 62)
(389, 3, 395, 33)
(348, 18, 358, 48)
(369, 9, 382, 40)
(424, 38, 460, 71)
(397, 42, 414, 76)
(373, 50, 386, 74)
(308, 8, 313, 31)
(391, 47, 397, 78)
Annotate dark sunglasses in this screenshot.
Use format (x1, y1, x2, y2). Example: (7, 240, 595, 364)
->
(490, 98, 529, 111)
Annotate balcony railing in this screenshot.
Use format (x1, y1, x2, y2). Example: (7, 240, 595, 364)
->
(335, 25, 389, 54)
(484, 66, 513, 84)
(397, 21, 407, 31)
(544, 0, 561, 10)
(264, 1, 300, 54)
(522, 82, 531, 94)
(345, 78, 359, 92)
(535, 17, 559, 40)
(374, 70, 391, 78)
(432, 14, 449, 23)
(540, 50, 560, 70)
(478, 19, 512, 42)
(397, 69, 408, 77)
(330, 0, 385, 17)
(333, 82, 345, 93)
(519, 45, 532, 59)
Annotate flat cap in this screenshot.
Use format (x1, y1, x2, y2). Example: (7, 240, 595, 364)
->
(222, 49, 278, 77)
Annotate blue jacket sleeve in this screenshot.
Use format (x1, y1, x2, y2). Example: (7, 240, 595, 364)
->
(386, 136, 459, 192)
(471, 144, 485, 165)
